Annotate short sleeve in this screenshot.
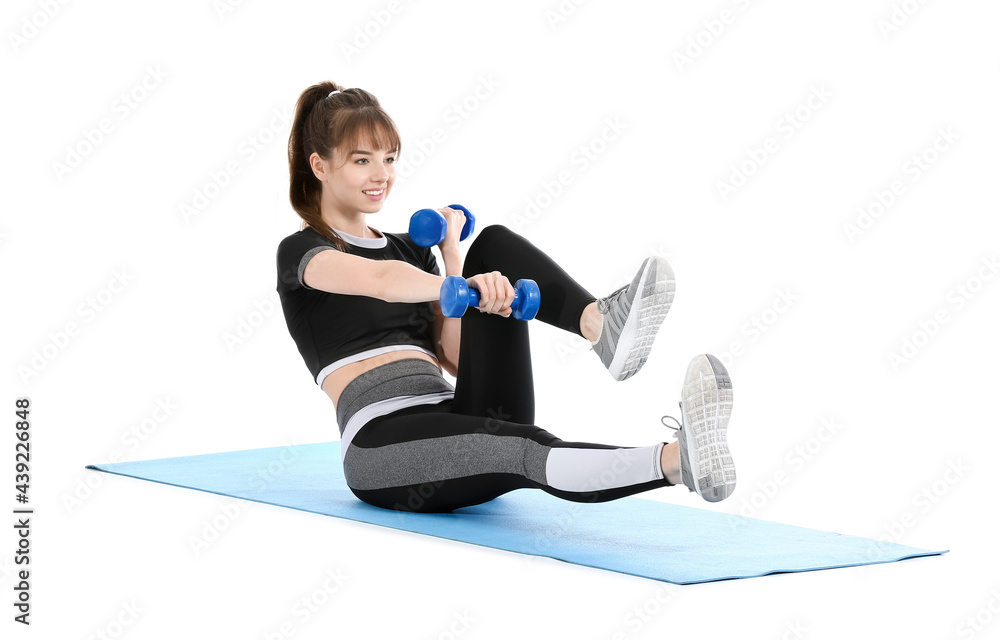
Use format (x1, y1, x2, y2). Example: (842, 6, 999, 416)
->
(422, 246, 441, 277)
(276, 232, 338, 292)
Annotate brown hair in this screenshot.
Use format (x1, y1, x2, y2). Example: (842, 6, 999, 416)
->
(287, 81, 402, 252)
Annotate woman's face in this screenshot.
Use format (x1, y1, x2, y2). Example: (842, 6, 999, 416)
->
(324, 140, 396, 215)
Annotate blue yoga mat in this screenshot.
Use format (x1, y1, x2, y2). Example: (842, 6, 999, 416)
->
(86, 441, 945, 584)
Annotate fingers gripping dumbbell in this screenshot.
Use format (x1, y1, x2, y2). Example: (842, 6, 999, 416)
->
(408, 204, 476, 247)
(439, 276, 541, 321)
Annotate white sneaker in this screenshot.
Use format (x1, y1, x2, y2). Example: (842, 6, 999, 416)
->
(662, 354, 736, 502)
(591, 256, 675, 381)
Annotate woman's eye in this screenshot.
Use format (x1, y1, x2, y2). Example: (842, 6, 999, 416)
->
(386, 157, 395, 164)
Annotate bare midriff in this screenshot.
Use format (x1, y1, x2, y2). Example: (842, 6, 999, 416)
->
(321, 350, 443, 409)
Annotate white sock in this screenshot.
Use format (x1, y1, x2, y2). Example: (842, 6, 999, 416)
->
(546, 444, 665, 491)
(588, 313, 604, 345)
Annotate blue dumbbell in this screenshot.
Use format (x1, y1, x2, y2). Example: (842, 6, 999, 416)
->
(409, 204, 476, 247)
(439, 276, 541, 321)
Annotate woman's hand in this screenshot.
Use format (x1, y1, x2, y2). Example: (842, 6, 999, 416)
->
(437, 206, 465, 255)
(466, 272, 515, 318)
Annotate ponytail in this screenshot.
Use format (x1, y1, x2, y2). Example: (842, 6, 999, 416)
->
(287, 82, 402, 251)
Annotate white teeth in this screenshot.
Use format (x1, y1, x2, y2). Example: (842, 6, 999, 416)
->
(363, 189, 384, 195)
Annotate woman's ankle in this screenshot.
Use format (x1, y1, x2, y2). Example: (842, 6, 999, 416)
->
(580, 301, 602, 343)
(660, 441, 681, 485)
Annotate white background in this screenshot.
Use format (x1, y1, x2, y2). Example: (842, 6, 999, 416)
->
(3, 0, 999, 638)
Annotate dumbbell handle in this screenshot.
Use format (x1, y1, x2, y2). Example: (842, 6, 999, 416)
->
(466, 286, 517, 312)
(439, 276, 541, 321)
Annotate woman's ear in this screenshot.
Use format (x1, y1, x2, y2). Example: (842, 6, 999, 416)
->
(308, 152, 325, 181)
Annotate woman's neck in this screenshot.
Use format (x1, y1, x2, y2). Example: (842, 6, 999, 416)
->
(306, 220, 380, 239)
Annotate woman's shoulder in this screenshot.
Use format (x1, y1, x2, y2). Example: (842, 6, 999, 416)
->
(278, 226, 334, 248)
(275, 228, 342, 273)
(277, 225, 419, 256)
(379, 229, 423, 250)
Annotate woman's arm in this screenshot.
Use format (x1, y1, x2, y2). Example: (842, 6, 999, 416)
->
(433, 245, 463, 377)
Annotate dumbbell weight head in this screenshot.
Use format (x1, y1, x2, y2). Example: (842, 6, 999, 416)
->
(408, 208, 448, 247)
(409, 205, 477, 247)
(511, 279, 541, 321)
(439, 276, 469, 317)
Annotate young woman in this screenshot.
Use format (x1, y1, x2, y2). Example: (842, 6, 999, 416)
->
(276, 82, 737, 513)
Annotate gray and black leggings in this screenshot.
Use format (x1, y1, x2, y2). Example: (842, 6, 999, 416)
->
(343, 224, 673, 513)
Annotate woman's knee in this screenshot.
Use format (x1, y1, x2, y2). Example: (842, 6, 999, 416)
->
(475, 223, 513, 244)
(463, 224, 514, 277)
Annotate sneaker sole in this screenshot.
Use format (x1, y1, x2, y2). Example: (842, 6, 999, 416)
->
(680, 354, 736, 502)
(608, 257, 675, 381)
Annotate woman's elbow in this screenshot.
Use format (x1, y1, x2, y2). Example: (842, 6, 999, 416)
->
(439, 353, 458, 378)
(435, 348, 458, 377)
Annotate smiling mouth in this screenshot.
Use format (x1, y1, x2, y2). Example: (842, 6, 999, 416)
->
(362, 189, 385, 196)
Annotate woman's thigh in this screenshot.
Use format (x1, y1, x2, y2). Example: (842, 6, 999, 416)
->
(450, 224, 597, 425)
(343, 400, 558, 512)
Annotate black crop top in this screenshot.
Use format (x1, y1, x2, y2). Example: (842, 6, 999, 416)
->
(275, 225, 442, 385)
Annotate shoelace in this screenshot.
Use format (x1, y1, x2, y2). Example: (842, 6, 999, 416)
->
(591, 284, 632, 352)
(660, 402, 684, 440)
(598, 283, 633, 341)
(597, 283, 629, 312)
